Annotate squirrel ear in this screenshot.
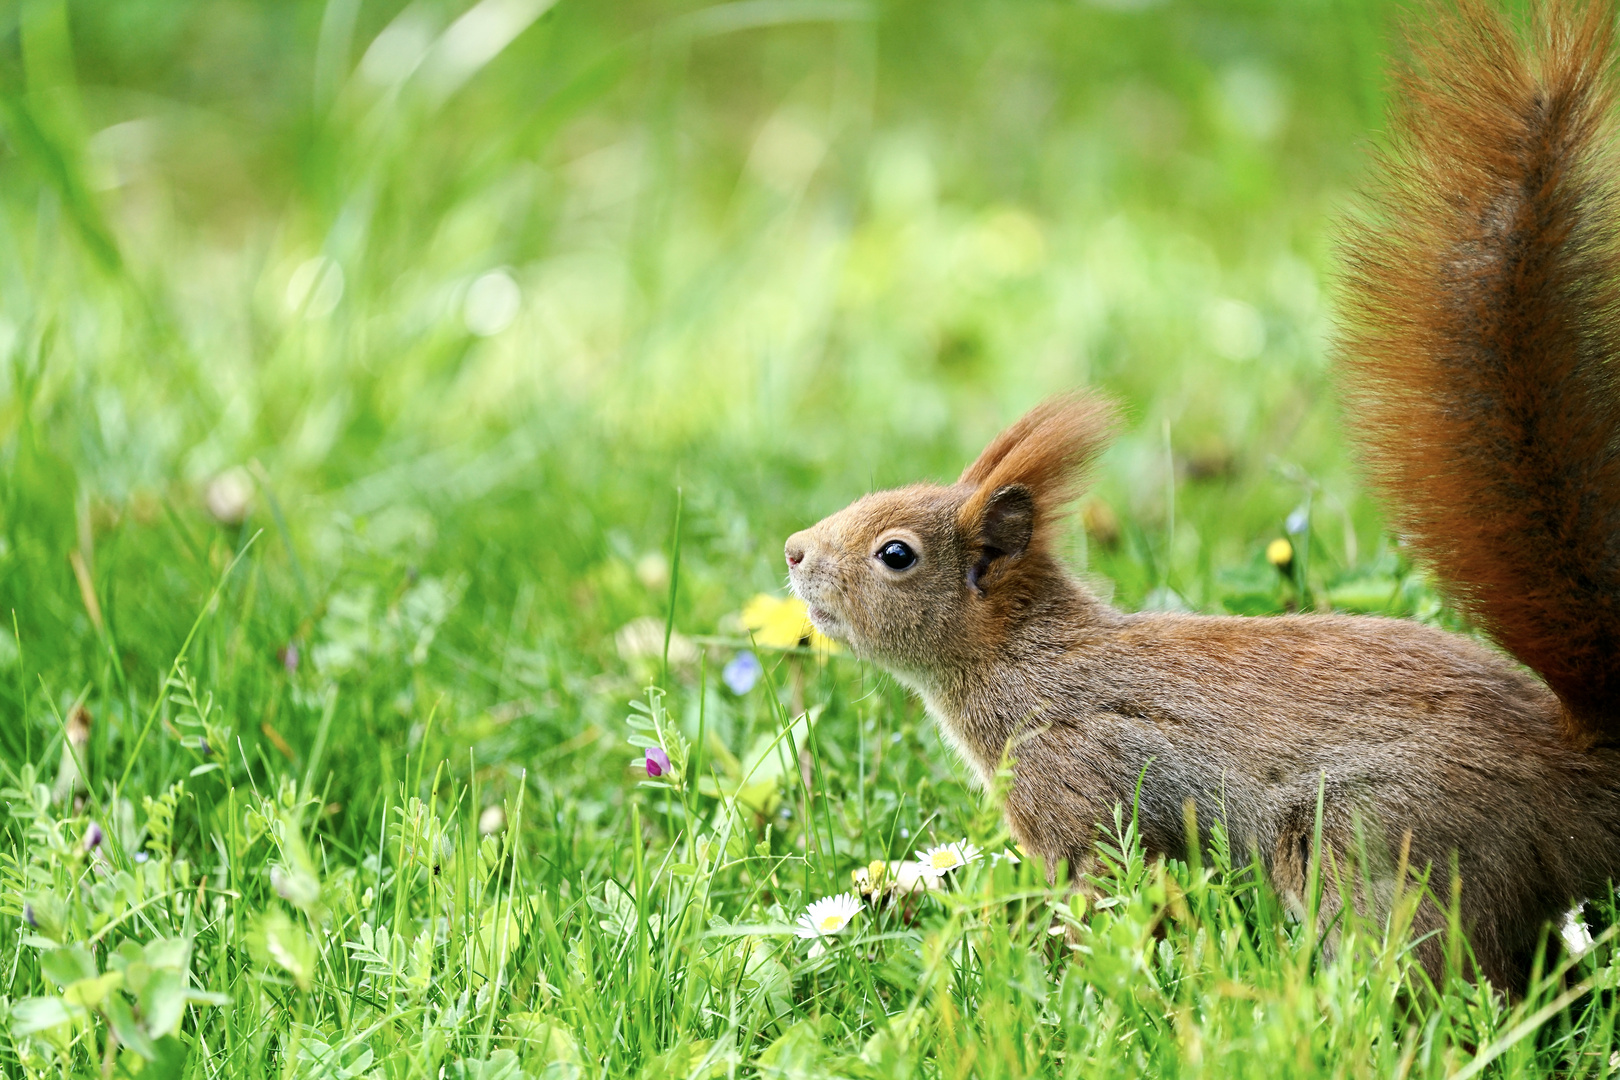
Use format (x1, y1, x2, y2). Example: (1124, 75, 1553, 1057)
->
(958, 395, 1119, 585)
(968, 484, 1035, 594)
(959, 393, 1119, 512)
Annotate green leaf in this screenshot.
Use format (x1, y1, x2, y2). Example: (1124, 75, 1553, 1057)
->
(143, 1035, 191, 1080)
(140, 968, 187, 1038)
(755, 1018, 830, 1077)
(39, 943, 96, 988)
(118, 960, 153, 999)
(640, 1038, 734, 1080)
(504, 1014, 583, 1069)
(20, 893, 67, 942)
(253, 909, 316, 991)
(10, 995, 83, 1036)
(63, 971, 122, 1009)
(184, 989, 231, 1007)
(453, 1048, 531, 1080)
(107, 994, 158, 1061)
(143, 937, 192, 972)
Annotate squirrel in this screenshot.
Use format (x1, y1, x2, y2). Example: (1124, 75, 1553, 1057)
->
(783, 0, 1620, 993)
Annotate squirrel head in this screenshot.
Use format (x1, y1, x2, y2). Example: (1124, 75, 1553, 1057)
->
(784, 394, 1118, 679)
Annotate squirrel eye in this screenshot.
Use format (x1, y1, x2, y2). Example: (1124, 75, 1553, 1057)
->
(878, 540, 917, 571)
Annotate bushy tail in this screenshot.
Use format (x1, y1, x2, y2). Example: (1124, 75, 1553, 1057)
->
(1338, 0, 1620, 741)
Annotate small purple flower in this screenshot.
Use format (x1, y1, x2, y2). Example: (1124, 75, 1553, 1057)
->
(645, 746, 671, 778)
(198, 738, 212, 757)
(723, 651, 762, 695)
(280, 644, 300, 675)
(83, 823, 104, 852)
(23, 903, 37, 928)
(1285, 506, 1309, 536)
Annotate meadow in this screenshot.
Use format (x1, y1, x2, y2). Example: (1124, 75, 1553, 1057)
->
(1, 0, 1618, 1076)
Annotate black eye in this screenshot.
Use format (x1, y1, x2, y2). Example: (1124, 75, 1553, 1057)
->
(878, 541, 917, 570)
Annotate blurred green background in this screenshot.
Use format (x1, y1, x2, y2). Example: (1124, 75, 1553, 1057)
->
(0, 0, 1410, 846)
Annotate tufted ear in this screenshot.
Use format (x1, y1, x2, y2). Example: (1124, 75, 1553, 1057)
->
(959, 393, 1119, 570)
(966, 484, 1035, 593)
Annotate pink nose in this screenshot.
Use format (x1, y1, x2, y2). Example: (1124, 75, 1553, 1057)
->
(785, 544, 804, 567)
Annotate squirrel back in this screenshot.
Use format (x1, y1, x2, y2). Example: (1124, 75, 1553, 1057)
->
(1339, 0, 1620, 742)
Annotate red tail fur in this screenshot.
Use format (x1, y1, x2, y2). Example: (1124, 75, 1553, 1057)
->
(1339, 0, 1620, 741)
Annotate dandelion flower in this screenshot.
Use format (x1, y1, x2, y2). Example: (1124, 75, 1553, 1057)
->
(795, 892, 861, 941)
(851, 860, 883, 896)
(853, 859, 942, 899)
(916, 841, 983, 876)
(741, 594, 840, 653)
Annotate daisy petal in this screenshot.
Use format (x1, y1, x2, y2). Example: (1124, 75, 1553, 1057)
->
(797, 892, 862, 941)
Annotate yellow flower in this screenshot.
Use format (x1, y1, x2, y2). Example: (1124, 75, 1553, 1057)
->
(1266, 537, 1294, 568)
(740, 593, 840, 653)
(851, 859, 889, 897)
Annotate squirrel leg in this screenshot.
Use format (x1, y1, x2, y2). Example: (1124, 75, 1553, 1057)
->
(1001, 777, 1108, 943)
(1267, 806, 1464, 986)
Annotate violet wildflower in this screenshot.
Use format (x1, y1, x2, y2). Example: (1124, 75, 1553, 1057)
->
(723, 650, 762, 695)
(645, 746, 671, 778)
(83, 823, 104, 852)
(23, 902, 37, 928)
(280, 644, 300, 675)
(198, 738, 212, 757)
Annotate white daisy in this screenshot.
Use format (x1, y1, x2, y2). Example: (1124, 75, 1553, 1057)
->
(853, 859, 941, 898)
(795, 892, 862, 940)
(887, 860, 943, 894)
(988, 848, 1021, 867)
(915, 840, 983, 876)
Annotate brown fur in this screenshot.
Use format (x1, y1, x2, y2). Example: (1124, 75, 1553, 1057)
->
(784, 0, 1620, 994)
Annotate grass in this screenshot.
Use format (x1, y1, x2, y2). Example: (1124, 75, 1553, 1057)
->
(1, 0, 1617, 1076)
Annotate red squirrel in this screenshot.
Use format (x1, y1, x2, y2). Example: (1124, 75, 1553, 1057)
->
(783, 0, 1620, 992)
